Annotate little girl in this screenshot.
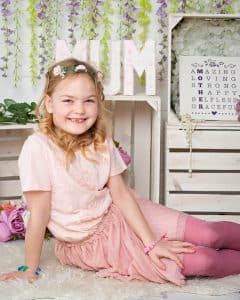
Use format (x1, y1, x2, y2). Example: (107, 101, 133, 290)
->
(1, 58, 240, 285)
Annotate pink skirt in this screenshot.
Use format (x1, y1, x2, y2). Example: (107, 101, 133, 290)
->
(55, 193, 188, 286)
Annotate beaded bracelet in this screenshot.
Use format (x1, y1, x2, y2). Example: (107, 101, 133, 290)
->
(17, 265, 42, 276)
(143, 241, 158, 255)
(143, 233, 168, 255)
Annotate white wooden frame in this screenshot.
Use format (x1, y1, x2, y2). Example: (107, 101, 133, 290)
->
(167, 13, 240, 124)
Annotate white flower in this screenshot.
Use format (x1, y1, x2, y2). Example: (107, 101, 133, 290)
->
(96, 71, 104, 84)
(53, 65, 65, 77)
(75, 65, 87, 72)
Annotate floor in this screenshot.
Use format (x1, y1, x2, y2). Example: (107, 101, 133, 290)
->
(20, 293, 240, 300)
(147, 292, 240, 300)
(1, 239, 240, 300)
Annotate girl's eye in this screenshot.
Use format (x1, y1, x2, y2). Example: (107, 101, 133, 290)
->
(85, 99, 95, 103)
(62, 99, 73, 103)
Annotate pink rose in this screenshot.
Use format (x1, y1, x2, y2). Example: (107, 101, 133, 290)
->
(7, 208, 25, 236)
(118, 147, 131, 166)
(0, 222, 12, 242)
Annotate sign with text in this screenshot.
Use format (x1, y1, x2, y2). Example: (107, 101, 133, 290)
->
(179, 56, 240, 120)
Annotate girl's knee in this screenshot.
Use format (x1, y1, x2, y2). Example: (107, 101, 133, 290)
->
(183, 247, 217, 276)
(201, 222, 222, 248)
(195, 247, 216, 271)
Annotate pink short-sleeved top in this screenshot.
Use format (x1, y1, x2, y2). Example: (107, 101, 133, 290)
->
(18, 132, 127, 242)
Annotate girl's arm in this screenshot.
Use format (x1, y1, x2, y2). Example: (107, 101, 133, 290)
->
(0, 191, 51, 283)
(107, 174, 195, 270)
(25, 191, 51, 276)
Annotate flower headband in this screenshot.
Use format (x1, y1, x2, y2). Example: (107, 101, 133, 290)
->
(52, 64, 104, 84)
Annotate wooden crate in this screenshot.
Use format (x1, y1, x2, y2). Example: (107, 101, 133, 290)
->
(0, 125, 34, 202)
(164, 14, 240, 222)
(165, 122, 240, 223)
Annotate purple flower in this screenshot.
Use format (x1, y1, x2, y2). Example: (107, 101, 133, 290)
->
(35, 3, 42, 9)
(118, 148, 131, 166)
(0, 222, 12, 242)
(7, 207, 25, 235)
(156, 8, 167, 17)
(132, 7, 139, 13)
(1, 9, 11, 16)
(37, 12, 45, 19)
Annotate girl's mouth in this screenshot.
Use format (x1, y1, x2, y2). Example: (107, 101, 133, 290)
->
(68, 118, 86, 124)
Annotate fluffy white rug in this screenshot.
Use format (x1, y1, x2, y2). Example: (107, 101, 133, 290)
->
(0, 239, 239, 300)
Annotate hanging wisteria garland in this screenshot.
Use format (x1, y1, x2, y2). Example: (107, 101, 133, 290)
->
(13, 0, 21, 86)
(83, 0, 102, 40)
(215, 0, 234, 14)
(36, 0, 49, 78)
(36, 0, 59, 78)
(156, 0, 168, 80)
(120, 1, 138, 39)
(0, 0, 14, 78)
(43, 0, 59, 71)
(27, 0, 38, 85)
(168, 0, 205, 13)
(176, 0, 187, 13)
(138, 0, 152, 45)
(65, 0, 80, 46)
(100, 0, 113, 74)
(0, 0, 240, 85)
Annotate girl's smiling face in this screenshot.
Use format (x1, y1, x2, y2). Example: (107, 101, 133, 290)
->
(45, 73, 99, 135)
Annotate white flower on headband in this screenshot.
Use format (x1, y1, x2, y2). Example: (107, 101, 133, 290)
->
(53, 65, 65, 78)
(96, 71, 104, 84)
(75, 65, 87, 72)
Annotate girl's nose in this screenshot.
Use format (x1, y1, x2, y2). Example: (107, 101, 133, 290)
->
(74, 102, 85, 114)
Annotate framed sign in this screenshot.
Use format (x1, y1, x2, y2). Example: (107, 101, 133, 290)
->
(179, 56, 240, 120)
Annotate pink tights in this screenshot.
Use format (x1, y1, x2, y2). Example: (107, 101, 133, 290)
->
(182, 216, 240, 278)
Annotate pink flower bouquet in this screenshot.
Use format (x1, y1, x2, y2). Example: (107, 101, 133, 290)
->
(0, 202, 26, 242)
(0, 201, 52, 242)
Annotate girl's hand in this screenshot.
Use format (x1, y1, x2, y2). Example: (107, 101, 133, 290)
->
(148, 239, 195, 270)
(0, 270, 37, 283)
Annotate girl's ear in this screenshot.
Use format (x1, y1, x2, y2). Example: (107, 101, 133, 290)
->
(44, 94, 53, 113)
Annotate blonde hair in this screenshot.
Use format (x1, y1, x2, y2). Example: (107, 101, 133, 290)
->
(35, 58, 109, 167)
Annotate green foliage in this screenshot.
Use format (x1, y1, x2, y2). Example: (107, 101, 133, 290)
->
(13, 0, 22, 87)
(100, 0, 114, 75)
(27, 0, 38, 85)
(82, 0, 100, 39)
(225, 4, 234, 14)
(138, 0, 152, 45)
(0, 99, 37, 125)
